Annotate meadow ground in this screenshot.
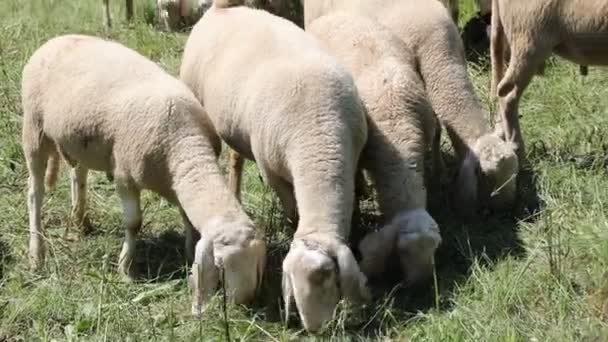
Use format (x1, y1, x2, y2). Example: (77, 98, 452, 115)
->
(1, 0, 607, 340)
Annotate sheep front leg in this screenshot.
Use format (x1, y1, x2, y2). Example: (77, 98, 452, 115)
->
(431, 120, 445, 183)
(180, 208, 199, 264)
(26, 155, 47, 271)
(70, 165, 92, 235)
(266, 173, 297, 225)
(117, 184, 142, 281)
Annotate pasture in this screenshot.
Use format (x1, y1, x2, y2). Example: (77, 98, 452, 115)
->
(0, 0, 607, 340)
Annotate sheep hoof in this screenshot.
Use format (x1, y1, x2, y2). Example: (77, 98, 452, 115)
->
(29, 256, 45, 273)
(118, 265, 137, 283)
(28, 239, 46, 272)
(76, 216, 94, 236)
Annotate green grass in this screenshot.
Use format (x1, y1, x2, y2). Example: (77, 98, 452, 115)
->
(1, 0, 607, 340)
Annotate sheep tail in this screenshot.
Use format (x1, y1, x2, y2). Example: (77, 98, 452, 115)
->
(213, 0, 245, 8)
(44, 145, 61, 190)
(490, 0, 506, 99)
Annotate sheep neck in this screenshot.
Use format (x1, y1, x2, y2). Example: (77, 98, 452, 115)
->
(289, 152, 356, 240)
(169, 137, 248, 234)
(418, 41, 491, 154)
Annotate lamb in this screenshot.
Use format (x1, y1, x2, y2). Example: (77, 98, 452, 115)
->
(302, 0, 519, 215)
(21, 34, 266, 316)
(306, 12, 442, 285)
(179, 0, 371, 332)
(157, 0, 212, 30)
(491, 0, 608, 162)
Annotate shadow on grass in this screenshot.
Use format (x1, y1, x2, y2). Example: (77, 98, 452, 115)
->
(133, 228, 190, 282)
(0, 238, 11, 281)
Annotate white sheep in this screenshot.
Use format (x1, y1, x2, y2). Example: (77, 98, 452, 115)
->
(180, 0, 371, 332)
(302, 0, 519, 215)
(306, 12, 442, 285)
(491, 0, 608, 162)
(21, 34, 266, 315)
(157, 0, 212, 30)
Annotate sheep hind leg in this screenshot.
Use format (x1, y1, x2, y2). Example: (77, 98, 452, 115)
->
(24, 147, 50, 271)
(70, 164, 92, 237)
(117, 183, 141, 281)
(227, 149, 245, 202)
(351, 168, 367, 234)
(496, 43, 550, 164)
(431, 120, 445, 185)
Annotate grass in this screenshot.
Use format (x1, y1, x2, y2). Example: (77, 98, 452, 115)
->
(1, 0, 607, 340)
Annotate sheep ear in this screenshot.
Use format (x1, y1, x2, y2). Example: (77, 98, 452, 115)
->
(254, 239, 267, 294)
(190, 237, 219, 317)
(357, 224, 399, 277)
(454, 152, 479, 216)
(336, 245, 372, 303)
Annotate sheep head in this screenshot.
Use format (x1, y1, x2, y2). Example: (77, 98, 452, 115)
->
(358, 209, 440, 285)
(454, 133, 519, 214)
(474, 133, 519, 209)
(394, 209, 441, 285)
(357, 222, 399, 278)
(189, 218, 266, 316)
(282, 236, 371, 332)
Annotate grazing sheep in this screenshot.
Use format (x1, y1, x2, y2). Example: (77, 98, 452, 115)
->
(303, 0, 519, 215)
(491, 0, 608, 161)
(157, 0, 212, 30)
(21, 34, 266, 315)
(306, 12, 442, 284)
(180, 0, 370, 332)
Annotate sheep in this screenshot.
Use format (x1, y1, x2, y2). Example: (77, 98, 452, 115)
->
(302, 0, 519, 215)
(491, 0, 608, 162)
(21, 34, 266, 316)
(306, 12, 442, 285)
(179, 0, 371, 331)
(157, 0, 213, 30)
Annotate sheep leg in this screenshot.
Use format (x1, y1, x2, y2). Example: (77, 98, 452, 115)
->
(266, 173, 297, 225)
(25, 149, 48, 271)
(180, 208, 199, 264)
(227, 148, 245, 201)
(117, 183, 142, 281)
(496, 42, 550, 163)
(354, 168, 369, 200)
(125, 0, 133, 22)
(70, 165, 92, 236)
(431, 120, 445, 183)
